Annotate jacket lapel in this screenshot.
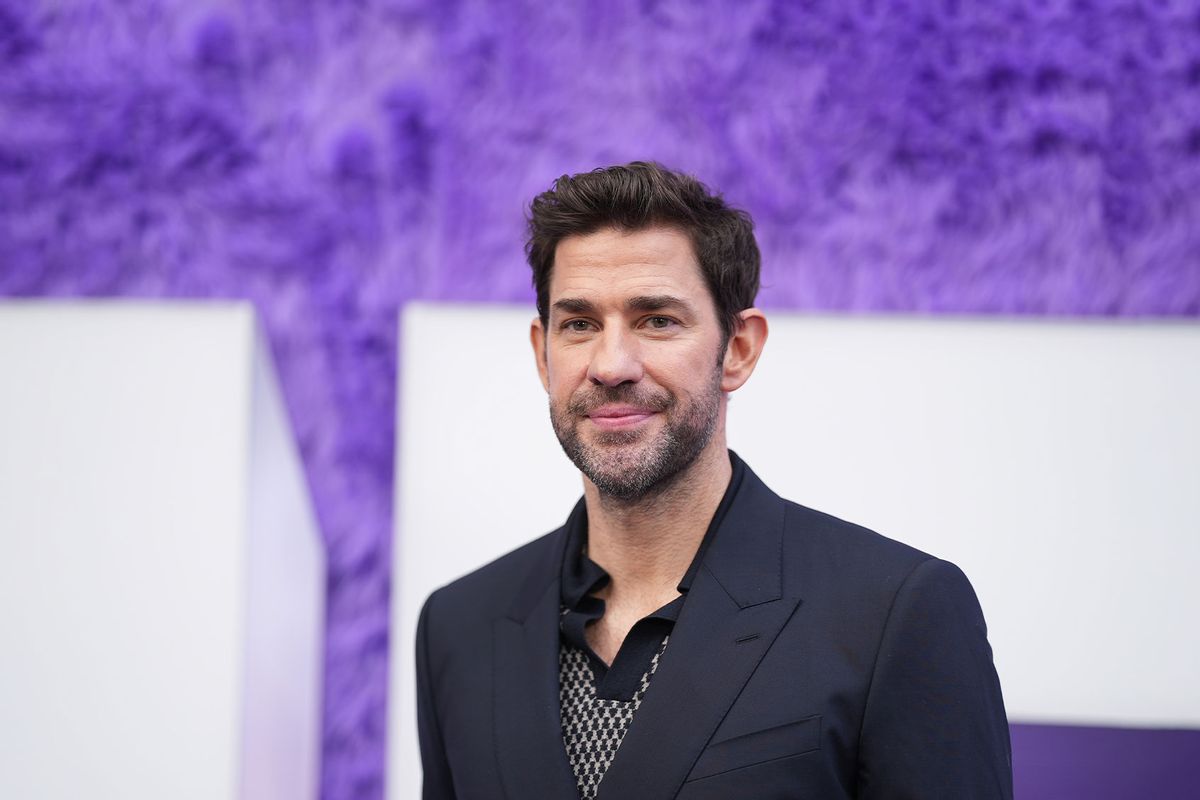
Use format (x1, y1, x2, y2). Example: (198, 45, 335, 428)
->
(595, 464, 802, 800)
(493, 525, 580, 799)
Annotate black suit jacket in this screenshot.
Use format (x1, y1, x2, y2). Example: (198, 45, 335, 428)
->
(416, 459, 1012, 799)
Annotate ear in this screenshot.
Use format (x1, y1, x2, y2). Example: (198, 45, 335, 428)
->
(530, 317, 550, 392)
(721, 308, 768, 393)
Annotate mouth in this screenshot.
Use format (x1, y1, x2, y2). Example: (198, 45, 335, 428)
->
(585, 405, 658, 430)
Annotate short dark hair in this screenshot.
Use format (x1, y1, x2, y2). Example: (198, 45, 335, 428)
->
(525, 161, 760, 341)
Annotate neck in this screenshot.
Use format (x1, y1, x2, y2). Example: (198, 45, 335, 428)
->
(582, 435, 732, 608)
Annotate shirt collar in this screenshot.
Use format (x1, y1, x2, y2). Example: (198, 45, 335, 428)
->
(559, 450, 748, 609)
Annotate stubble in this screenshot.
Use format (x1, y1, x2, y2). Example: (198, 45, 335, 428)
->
(549, 364, 722, 503)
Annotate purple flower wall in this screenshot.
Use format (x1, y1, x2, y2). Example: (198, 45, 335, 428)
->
(1, 1, 1197, 797)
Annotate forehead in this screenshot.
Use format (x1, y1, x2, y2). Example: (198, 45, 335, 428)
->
(549, 226, 709, 304)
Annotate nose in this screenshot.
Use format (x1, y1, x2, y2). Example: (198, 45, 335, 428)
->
(587, 326, 643, 387)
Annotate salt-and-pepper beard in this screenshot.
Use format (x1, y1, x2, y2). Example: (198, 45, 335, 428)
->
(549, 361, 723, 503)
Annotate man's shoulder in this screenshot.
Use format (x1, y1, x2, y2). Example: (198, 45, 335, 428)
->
(422, 527, 562, 626)
(736, 457, 934, 580)
(783, 499, 932, 565)
(774, 495, 947, 601)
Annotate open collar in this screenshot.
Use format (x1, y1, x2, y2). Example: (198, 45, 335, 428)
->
(493, 453, 801, 799)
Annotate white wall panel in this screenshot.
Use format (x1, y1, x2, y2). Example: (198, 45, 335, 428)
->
(0, 302, 323, 800)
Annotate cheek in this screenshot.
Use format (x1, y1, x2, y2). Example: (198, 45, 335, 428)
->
(546, 346, 590, 382)
(549, 376, 574, 405)
(546, 358, 585, 402)
(666, 346, 721, 387)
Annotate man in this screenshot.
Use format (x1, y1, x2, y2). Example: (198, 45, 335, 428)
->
(415, 162, 1012, 799)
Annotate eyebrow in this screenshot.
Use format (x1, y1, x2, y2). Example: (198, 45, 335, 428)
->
(551, 295, 695, 316)
(552, 297, 598, 315)
(625, 295, 693, 314)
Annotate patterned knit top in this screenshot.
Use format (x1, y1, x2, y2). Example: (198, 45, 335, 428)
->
(558, 635, 670, 800)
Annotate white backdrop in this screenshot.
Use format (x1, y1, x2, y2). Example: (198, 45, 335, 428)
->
(388, 303, 1200, 799)
(0, 302, 324, 800)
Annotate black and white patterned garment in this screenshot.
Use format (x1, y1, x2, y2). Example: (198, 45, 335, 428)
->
(559, 635, 670, 800)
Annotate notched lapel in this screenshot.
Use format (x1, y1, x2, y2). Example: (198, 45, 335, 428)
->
(595, 469, 801, 800)
(595, 572, 802, 800)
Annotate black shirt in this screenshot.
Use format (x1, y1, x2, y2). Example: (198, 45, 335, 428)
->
(558, 452, 747, 701)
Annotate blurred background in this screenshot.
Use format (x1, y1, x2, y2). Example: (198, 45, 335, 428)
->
(1, 1, 1198, 798)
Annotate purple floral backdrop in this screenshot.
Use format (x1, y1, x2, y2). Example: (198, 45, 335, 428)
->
(2, 1, 1197, 797)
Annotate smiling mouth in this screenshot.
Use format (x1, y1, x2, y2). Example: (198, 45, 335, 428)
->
(586, 406, 657, 429)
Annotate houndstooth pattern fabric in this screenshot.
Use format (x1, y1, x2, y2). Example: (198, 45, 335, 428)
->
(559, 635, 670, 800)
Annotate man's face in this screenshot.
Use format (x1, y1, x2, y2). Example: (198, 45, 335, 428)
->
(533, 225, 728, 502)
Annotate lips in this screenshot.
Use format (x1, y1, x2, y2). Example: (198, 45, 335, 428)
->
(586, 405, 657, 429)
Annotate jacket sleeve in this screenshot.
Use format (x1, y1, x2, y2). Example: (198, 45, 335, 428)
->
(857, 558, 1013, 799)
(416, 591, 456, 800)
